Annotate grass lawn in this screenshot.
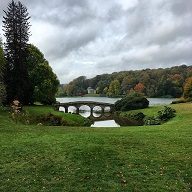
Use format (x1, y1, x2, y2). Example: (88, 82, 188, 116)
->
(0, 103, 192, 191)
(0, 105, 92, 127)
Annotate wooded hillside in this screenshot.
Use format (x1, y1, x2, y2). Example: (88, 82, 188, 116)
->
(58, 65, 192, 98)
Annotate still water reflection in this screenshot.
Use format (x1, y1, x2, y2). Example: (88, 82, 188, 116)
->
(56, 97, 174, 127)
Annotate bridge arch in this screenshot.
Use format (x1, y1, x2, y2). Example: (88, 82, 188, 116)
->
(53, 101, 114, 116)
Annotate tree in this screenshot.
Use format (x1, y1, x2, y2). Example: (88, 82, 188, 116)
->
(167, 74, 184, 98)
(134, 83, 146, 93)
(0, 37, 5, 80)
(108, 79, 121, 97)
(103, 87, 108, 94)
(183, 77, 192, 99)
(27, 44, 59, 104)
(64, 83, 78, 96)
(0, 37, 6, 105)
(121, 76, 138, 94)
(3, 0, 31, 104)
(156, 75, 174, 97)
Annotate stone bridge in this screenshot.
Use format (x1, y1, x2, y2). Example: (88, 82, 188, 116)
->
(53, 101, 114, 115)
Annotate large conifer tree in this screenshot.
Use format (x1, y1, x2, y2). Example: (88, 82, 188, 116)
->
(3, 0, 32, 104)
(0, 37, 6, 105)
(0, 37, 5, 81)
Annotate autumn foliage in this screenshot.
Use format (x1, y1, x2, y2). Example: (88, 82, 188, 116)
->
(183, 77, 192, 99)
(134, 83, 146, 93)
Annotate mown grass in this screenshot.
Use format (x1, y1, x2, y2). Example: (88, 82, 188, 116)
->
(84, 93, 100, 97)
(0, 105, 92, 126)
(0, 103, 192, 191)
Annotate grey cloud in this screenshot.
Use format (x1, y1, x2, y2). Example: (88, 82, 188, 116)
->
(1, 0, 192, 83)
(46, 25, 100, 60)
(170, 0, 192, 16)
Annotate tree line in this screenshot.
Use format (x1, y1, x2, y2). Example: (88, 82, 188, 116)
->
(0, 1, 59, 105)
(58, 64, 192, 98)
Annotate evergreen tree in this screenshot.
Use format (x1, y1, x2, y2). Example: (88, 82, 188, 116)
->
(3, 0, 32, 104)
(0, 37, 6, 105)
(0, 37, 5, 81)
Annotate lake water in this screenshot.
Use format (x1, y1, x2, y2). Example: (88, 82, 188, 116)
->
(56, 97, 174, 127)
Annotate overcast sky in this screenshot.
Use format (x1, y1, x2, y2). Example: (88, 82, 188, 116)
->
(0, 0, 192, 84)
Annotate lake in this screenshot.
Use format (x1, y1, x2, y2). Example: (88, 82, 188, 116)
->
(56, 97, 174, 127)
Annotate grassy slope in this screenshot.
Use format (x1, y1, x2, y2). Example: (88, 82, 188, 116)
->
(0, 106, 91, 126)
(0, 103, 192, 192)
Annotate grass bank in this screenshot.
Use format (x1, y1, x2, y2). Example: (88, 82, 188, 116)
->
(0, 105, 92, 126)
(0, 103, 192, 191)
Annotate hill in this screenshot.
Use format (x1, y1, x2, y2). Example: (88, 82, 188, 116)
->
(59, 65, 192, 98)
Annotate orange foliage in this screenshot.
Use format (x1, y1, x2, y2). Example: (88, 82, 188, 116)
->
(183, 77, 192, 98)
(134, 83, 146, 93)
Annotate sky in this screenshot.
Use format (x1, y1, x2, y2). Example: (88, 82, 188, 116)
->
(0, 0, 192, 84)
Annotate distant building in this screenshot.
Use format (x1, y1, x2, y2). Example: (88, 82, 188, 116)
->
(87, 87, 96, 94)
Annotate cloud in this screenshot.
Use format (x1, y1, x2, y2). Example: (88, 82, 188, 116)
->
(0, 0, 192, 83)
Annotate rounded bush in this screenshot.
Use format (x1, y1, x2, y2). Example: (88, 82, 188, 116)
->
(114, 95, 149, 111)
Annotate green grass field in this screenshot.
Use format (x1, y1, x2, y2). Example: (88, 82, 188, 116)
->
(0, 103, 192, 191)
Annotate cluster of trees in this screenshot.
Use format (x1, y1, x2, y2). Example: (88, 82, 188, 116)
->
(58, 65, 192, 98)
(0, 1, 59, 105)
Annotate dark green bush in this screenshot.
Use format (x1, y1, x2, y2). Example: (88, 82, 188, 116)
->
(131, 112, 146, 121)
(37, 113, 68, 126)
(144, 106, 176, 125)
(144, 116, 161, 125)
(114, 95, 149, 111)
(157, 106, 176, 121)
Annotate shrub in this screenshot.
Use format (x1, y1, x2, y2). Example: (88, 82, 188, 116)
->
(37, 113, 68, 126)
(114, 95, 149, 111)
(144, 116, 161, 125)
(11, 110, 30, 124)
(144, 106, 176, 125)
(157, 106, 176, 121)
(131, 112, 146, 121)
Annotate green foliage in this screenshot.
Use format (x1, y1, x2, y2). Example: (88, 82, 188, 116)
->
(27, 44, 60, 104)
(119, 111, 145, 125)
(108, 79, 121, 97)
(144, 116, 162, 125)
(3, 1, 32, 104)
(63, 76, 88, 96)
(64, 83, 79, 96)
(0, 37, 6, 105)
(114, 94, 149, 111)
(3, 2, 59, 105)
(11, 109, 30, 125)
(63, 65, 190, 98)
(129, 112, 146, 121)
(1, 105, 92, 126)
(144, 106, 176, 125)
(25, 106, 92, 126)
(0, 37, 5, 80)
(37, 113, 68, 126)
(157, 106, 176, 121)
